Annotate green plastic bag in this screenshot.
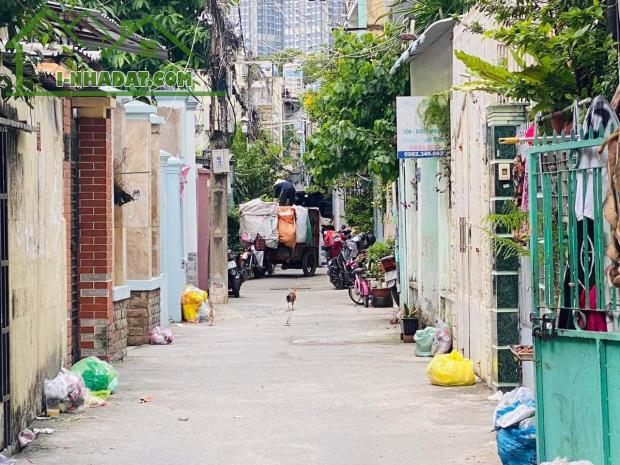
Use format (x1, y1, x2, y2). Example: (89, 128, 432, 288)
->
(414, 327, 437, 357)
(90, 390, 111, 400)
(71, 356, 118, 391)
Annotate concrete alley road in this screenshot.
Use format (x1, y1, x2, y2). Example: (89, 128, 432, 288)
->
(17, 269, 499, 465)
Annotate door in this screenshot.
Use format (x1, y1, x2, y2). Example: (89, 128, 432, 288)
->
(528, 125, 620, 464)
(455, 92, 471, 357)
(0, 117, 14, 449)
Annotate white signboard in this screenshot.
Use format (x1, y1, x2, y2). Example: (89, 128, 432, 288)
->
(396, 96, 448, 159)
(212, 149, 230, 174)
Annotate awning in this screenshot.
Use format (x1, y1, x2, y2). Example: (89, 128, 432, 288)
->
(46, 1, 168, 60)
(389, 18, 457, 75)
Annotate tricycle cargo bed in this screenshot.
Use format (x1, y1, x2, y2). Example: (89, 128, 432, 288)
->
(267, 208, 320, 277)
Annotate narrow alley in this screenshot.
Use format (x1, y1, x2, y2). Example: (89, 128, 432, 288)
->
(17, 270, 498, 465)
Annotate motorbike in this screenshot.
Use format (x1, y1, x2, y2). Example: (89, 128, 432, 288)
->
(328, 231, 375, 289)
(380, 254, 399, 305)
(239, 235, 270, 280)
(348, 252, 371, 307)
(227, 249, 242, 298)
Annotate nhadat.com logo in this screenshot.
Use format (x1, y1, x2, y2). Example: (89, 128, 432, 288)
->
(6, 4, 221, 98)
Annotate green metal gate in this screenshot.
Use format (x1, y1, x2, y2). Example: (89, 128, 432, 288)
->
(528, 127, 620, 464)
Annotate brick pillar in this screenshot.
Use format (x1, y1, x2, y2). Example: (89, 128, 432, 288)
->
(63, 97, 73, 366)
(74, 97, 116, 360)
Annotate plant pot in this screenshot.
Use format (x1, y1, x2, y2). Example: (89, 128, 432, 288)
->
(549, 111, 573, 134)
(400, 317, 419, 343)
(371, 287, 392, 307)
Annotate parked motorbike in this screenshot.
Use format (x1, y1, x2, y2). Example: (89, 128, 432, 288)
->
(348, 252, 371, 307)
(381, 254, 399, 306)
(239, 235, 271, 280)
(328, 231, 375, 289)
(227, 249, 242, 298)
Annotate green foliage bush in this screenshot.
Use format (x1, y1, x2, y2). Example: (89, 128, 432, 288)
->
(303, 27, 409, 184)
(344, 191, 374, 234)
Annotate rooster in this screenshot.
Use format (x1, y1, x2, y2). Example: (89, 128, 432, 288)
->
(285, 288, 297, 326)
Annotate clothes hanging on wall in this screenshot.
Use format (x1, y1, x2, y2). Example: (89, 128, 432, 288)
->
(560, 218, 608, 332)
(575, 96, 617, 221)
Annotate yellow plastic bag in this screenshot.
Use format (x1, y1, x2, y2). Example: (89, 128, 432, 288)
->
(426, 350, 476, 386)
(182, 303, 199, 322)
(181, 285, 208, 322)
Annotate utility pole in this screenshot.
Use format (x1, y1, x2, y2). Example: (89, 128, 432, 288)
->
(208, 149, 231, 304)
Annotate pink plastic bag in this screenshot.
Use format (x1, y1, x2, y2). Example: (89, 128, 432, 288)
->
(432, 320, 452, 356)
(148, 326, 174, 345)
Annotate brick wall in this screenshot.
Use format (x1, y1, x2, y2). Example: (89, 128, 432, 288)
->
(112, 299, 128, 361)
(63, 98, 73, 366)
(77, 115, 116, 360)
(127, 289, 160, 346)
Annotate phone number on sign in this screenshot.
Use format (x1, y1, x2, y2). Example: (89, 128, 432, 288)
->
(397, 150, 447, 159)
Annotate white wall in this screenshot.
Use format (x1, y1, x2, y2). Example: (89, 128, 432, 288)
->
(400, 29, 453, 324)
(451, 10, 511, 383)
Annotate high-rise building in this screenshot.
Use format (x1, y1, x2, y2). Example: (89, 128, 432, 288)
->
(329, 0, 347, 33)
(235, 0, 346, 56)
(238, 0, 284, 57)
(282, 0, 329, 53)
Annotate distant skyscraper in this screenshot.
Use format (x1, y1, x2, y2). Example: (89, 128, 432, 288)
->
(236, 0, 347, 56)
(238, 0, 284, 57)
(328, 0, 347, 34)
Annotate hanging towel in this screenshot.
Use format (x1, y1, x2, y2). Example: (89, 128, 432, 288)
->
(575, 97, 618, 221)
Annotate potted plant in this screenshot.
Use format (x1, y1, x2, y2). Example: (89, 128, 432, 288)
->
(364, 241, 394, 307)
(400, 304, 419, 343)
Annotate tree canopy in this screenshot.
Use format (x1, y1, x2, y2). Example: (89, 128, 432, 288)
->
(230, 127, 286, 205)
(458, 0, 618, 113)
(302, 27, 408, 185)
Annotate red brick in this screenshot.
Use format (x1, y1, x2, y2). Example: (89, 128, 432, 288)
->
(81, 302, 109, 311)
(80, 184, 107, 194)
(79, 139, 106, 148)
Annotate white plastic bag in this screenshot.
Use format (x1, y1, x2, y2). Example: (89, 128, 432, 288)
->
(293, 206, 309, 244)
(239, 198, 279, 248)
(44, 373, 70, 400)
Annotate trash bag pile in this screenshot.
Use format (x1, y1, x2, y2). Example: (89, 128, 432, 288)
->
(42, 356, 119, 419)
(494, 387, 537, 465)
(148, 326, 175, 345)
(181, 284, 208, 322)
(239, 198, 313, 249)
(414, 327, 436, 357)
(426, 350, 476, 386)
